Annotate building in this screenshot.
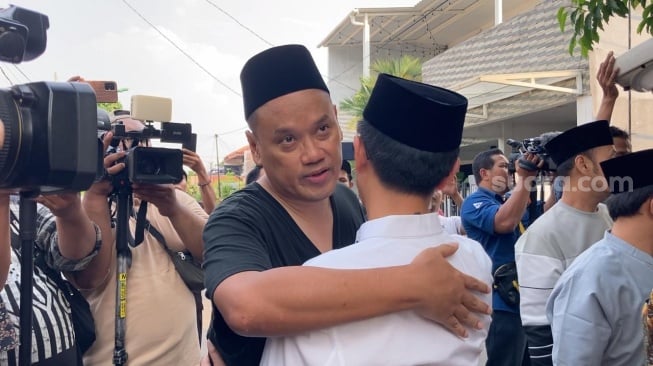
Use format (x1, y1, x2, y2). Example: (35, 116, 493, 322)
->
(320, 0, 653, 169)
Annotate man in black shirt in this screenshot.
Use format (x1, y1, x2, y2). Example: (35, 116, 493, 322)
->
(202, 44, 491, 366)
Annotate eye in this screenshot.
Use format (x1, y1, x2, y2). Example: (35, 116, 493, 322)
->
(281, 135, 295, 144)
(318, 124, 330, 134)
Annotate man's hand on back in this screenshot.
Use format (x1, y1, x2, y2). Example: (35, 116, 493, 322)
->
(409, 244, 491, 338)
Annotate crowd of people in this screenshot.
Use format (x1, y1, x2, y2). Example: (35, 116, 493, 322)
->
(0, 42, 650, 366)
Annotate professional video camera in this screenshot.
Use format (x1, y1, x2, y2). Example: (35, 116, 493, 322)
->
(0, 5, 100, 193)
(506, 134, 558, 174)
(103, 95, 197, 185)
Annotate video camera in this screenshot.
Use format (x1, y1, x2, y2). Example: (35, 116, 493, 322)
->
(0, 5, 100, 193)
(505, 135, 557, 174)
(102, 95, 197, 185)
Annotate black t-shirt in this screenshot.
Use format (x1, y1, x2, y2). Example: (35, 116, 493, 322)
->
(203, 183, 365, 366)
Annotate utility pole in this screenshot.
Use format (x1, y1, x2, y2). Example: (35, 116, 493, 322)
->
(214, 133, 222, 198)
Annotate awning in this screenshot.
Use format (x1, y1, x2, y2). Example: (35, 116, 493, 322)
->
(451, 70, 584, 118)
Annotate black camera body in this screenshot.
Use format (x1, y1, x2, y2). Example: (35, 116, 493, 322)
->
(0, 6, 103, 193)
(506, 137, 557, 174)
(105, 120, 194, 185)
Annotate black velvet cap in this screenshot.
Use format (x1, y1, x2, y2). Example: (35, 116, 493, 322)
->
(362, 73, 467, 153)
(601, 149, 653, 193)
(544, 120, 613, 166)
(342, 141, 354, 161)
(240, 44, 329, 120)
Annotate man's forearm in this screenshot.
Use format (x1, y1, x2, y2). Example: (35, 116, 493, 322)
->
(494, 180, 530, 232)
(56, 205, 98, 260)
(167, 205, 206, 260)
(596, 96, 616, 122)
(72, 193, 114, 289)
(214, 265, 423, 337)
(200, 184, 217, 214)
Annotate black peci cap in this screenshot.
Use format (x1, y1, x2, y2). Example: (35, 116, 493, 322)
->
(601, 149, 653, 193)
(362, 73, 467, 153)
(544, 120, 614, 166)
(240, 44, 329, 120)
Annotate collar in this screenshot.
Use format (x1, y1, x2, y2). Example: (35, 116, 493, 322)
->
(355, 213, 444, 242)
(477, 186, 505, 203)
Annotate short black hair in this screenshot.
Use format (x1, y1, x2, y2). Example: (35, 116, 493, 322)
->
(472, 149, 504, 184)
(606, 185, 653, 220)
(555, 148, 595, 177)
(341, 160, 352, 181)
(357, 120, 458, 196)
(246, 165, 262, 185)
(609, 126, 630, 140)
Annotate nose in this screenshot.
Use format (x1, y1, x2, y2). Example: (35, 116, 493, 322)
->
(300, 137, 326, 165)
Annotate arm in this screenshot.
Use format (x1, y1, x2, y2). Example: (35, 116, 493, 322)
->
(596, 51, 619, 122)
(132, 184, 207, 261)
(515, 231, 564, 365)
(37, 193, 98, 261)
(493, 155, 538, 233)
(73, 133, 125, 289)
(211, 245, 490, 337)
(183, 148, 217, 214)
(549, 272, 610, 365)
(441, 176, 463, 208)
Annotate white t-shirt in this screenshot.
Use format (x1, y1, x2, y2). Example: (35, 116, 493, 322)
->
(261, 213, 492, 366)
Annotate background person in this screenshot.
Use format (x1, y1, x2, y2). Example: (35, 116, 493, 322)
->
(547, 149, 653, 366)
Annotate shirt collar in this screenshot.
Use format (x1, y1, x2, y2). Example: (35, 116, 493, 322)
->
(355, 213, 444, 242)
(477, 187, 505, 202)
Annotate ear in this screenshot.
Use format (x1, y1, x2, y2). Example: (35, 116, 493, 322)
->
(436, 158, 461, 190)
(353, 135, 367, 170)
(246, 131, 261, 166)
(574, 154, 592, 174)
(333, 105, 343, 141)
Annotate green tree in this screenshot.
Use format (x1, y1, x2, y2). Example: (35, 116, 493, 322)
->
(558, 0, 653, 57)
(97, 102, 123, 113)
(340, 55, 422, 131)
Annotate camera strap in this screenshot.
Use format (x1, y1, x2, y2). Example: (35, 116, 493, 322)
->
(133, 201, 148, 246)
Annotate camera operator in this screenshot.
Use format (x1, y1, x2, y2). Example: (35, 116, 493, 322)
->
(460, 148, 540, 366)
(0, 191, 101, 366)
(80, 114, 208, 365)
(514, 120, 615, 365)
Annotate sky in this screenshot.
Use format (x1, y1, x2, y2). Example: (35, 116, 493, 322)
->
(4, 0, 415, 169)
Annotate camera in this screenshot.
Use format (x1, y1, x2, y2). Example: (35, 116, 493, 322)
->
(0, 6, 101, 193)
(615, 37, 653, 92)
(506, 136, 557, 174)
(104, 95, 196, 185)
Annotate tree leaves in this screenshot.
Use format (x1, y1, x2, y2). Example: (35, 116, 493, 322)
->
(339, 55, 422, 131)
(559, 0, 653, 57)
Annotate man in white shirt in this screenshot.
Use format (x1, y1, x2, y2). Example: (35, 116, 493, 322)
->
(261, 73, 493, 366)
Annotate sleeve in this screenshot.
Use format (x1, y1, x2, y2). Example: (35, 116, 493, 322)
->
(452, 216, 464, 235)
(35, 204, 102, 272)
(524, 325, 553, 366)
(516, 230, 564, 327)
(461, 195, 499, 235)
(547, 268, 610, 366)
(202, 201, 273, 298)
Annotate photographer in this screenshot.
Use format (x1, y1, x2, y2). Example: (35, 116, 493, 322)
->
(80, 114, 208, 365)
(460, 148, 540, 366)
(0, 192, 101, 366)
(515, 120, 615, 365)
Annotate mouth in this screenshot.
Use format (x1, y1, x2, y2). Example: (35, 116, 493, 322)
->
(304, 167, 331, 184)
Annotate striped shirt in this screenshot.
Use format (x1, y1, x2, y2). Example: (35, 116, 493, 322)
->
(0, 198, 101, 365)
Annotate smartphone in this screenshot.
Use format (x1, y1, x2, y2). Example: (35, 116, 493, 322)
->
(87, 80, 118, 103)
